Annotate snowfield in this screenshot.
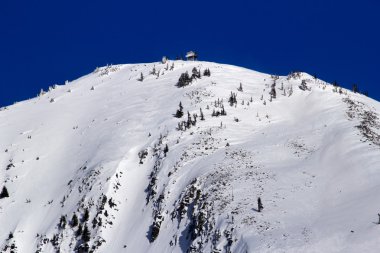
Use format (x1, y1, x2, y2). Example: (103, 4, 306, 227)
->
(0, 60, 379, 253)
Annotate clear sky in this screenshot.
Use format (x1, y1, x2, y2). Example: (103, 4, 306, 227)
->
(1, 0, 379, 107)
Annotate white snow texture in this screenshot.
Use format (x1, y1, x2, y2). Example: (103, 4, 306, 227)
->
(0, 60, 379, 253)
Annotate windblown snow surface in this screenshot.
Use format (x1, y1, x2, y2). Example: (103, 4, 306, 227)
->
(0, 61, 380, 253)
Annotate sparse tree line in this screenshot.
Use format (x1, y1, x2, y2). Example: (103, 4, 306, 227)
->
(138, 62, 175, 82)
(174, 102, 205, 131)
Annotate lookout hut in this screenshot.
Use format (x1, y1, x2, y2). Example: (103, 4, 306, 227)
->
(186, 51, 198, 61)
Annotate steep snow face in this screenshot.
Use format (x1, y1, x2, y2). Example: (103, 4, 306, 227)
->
(0, 61, 379, 253)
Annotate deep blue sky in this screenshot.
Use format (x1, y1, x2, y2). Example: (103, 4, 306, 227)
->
(1, 0, 379, 107)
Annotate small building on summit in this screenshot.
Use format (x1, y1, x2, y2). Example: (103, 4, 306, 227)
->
(186, 51, 198, 61)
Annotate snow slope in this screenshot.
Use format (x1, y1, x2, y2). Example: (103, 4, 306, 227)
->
(0, 60, 379, 253)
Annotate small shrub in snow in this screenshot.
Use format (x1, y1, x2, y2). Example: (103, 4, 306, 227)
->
(138, 72, 144, 82)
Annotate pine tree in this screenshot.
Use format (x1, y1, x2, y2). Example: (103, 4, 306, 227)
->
(299, 80, 308, 91)
(270, 87, 276, 99)
(174, 102, 184, 118)
(257, 197, 263, 212)
(0, 186, 9, 199)
(150, 65, 156, 75)
(82, 224, 91, 242)
(92, 217, 98, 229)
(228, 92, 237, 106)
(59, 215, 67, 229)
(71, 213, 79, 227)
(186, 111, 192, 128)
(203, 68, 211, 76)
(138, 72, 144, 82)
(237, 83, 243, 92)
(76, 224, 83, 237)
(192, 114, 197, 126)
(83, 208, 89, 222)
(352, 84, 359, 93)
(288, 86, 293, 96)
(177, 72, 191, 87)
(221, 105, 227, 116)
(192, 67, 200, 79)
(200, 108, 205, 121)
(163, 144, 169, 156)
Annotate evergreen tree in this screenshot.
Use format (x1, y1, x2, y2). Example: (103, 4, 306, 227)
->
(83, 208, 90, 222)
(177, 72, 192, 87)
(228, 92, 237, 106)
(92, 217, 98, 229)
(299, 80, 308, 91)
(76, 224, 83, 237)
(257, 197, 263, 212)
(174, 102, 184, 118)
(82, 224, 91, 242)
(270, 87, 276, 98)
(221, 105, 227, 116)
(192, 114, 197, 125)
(138, 72, 144, 82)
(59, 215, 67, 229)
(0, 186, 9, 199)
(352, 84, 359, 93)
(191, 67, 200, 79)
(186, 111, 192, 128)
(163, 144, 169, 156)
(150, 65, 156, 75)
(203, 68, 211, 76)
(71, 213, 79, 227)
(237, 83, 243, 92)
(200, 108, 205, 121)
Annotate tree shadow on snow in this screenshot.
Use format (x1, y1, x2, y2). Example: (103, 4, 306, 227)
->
(178, 223, 192, 252)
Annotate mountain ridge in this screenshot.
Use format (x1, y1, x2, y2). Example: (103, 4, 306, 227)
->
(1, 60, 379, 253)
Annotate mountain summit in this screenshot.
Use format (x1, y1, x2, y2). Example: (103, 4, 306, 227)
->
(1, 61, 379, 253)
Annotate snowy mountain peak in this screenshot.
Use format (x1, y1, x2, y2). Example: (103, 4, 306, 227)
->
(1, 60, 380, 253)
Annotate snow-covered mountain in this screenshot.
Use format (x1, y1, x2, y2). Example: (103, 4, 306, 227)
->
(1, 60, 379, 253)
